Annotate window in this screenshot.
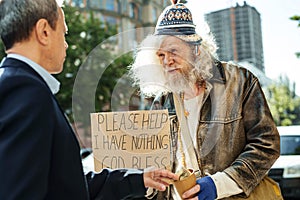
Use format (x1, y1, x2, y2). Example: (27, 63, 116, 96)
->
(105, 16, 117, 25)
(129, 2, 139, 20)
(152, 7, 157, 22)
(106, 0, 115, 11)
(89, 0, 102, 8)
(122, 1, 127, 13)
(117, 0, 121, 13)
(281, 136, 300, 155)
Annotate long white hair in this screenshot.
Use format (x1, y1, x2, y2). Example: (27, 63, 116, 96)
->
(128, 31, 218, 97)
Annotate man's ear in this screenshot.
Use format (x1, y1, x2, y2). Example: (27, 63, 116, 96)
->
(35, 19, 52, 45)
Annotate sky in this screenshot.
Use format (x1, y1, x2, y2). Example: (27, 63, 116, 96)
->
(186, 0, 300, 95)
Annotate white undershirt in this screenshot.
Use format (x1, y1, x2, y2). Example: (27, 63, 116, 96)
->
(183, 95, 243, 199)
(184, 96, 202, 142)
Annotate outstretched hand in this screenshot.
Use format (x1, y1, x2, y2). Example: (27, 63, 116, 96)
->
(143, 167, 179, 191)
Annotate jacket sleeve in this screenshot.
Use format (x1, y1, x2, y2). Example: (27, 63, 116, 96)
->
(224, 76, 280, 196)
(0, 75, 55, 199)
(86, 168, 147, 200)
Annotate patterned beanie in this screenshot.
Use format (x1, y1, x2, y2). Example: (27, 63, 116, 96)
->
(155, 0, 202, 45)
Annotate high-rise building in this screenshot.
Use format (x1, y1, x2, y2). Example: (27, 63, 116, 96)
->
(65, 0, 170, 50)
(205, 1, 265, 72)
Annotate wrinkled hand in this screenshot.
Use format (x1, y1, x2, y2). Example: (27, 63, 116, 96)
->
(182, 176, 217, 200)
(143, 167, 179, 191)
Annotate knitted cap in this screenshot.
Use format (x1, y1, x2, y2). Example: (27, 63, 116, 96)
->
(155, 0, 202, 45)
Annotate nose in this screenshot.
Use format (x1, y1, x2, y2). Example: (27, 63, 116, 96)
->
(64, 41, 69, 49)
(163, 53, 174, 67)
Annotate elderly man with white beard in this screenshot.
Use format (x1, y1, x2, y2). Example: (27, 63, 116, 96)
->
(129, 0, 282, 200)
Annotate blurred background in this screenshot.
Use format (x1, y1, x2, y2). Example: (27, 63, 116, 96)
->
(1, 1, 299, 198)
(1, 0, 299, 147)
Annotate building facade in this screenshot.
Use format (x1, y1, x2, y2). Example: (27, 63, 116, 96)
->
(205, 1, 265, 72)
(66, 0, 170, 50)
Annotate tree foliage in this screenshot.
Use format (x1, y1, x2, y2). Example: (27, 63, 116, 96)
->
(290, 15, 300, 27)
(56, 5, 131, 125)
(290, 15, 300, 58)
(56, 5, 107, 121)
(267, 75, 300, 126)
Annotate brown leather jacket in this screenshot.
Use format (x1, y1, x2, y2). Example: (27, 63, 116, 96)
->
(152, 60, 280, 198)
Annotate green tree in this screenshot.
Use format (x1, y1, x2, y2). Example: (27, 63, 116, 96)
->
(58, 5, 134, 138)
(267, 75, 300, 126)
(290, 15, 300, 27)
(55, 5, 118, 121)
(290, 15, 300, 58)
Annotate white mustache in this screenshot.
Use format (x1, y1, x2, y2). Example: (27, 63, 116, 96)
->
(164, 66, 182, 72)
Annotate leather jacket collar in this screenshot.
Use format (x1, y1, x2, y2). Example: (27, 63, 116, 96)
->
(210, 59, 226, 84)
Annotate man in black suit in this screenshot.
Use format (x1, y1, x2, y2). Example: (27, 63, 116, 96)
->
(0, 0, 178, 199)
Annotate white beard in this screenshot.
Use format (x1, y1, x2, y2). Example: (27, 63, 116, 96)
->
(165, 70, 193, 93)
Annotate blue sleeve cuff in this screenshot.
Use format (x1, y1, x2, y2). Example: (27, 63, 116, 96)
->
(196, 176, 217, 200)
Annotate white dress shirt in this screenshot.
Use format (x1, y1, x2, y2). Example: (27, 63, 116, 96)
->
(6, 54, 60, 94)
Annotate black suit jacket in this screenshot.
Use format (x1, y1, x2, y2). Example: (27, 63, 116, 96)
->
(0, 58, 146, 200)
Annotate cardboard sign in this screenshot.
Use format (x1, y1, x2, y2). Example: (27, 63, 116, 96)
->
(90, 110, 171, 172)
